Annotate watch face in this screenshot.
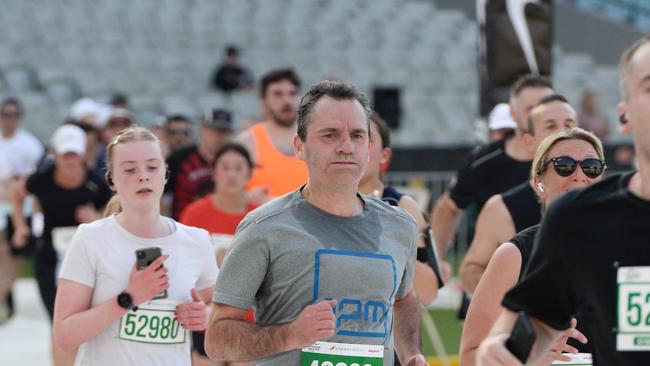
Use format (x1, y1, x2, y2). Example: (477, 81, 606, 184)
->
(118, 292, 133, 309)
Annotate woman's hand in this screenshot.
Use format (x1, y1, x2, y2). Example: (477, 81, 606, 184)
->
(176, 288, 208, 331)
(125, 255, 169, 305)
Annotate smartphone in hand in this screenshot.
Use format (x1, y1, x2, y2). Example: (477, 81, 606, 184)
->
(505, 311, 536, 363)
(135, 247, 168, 299)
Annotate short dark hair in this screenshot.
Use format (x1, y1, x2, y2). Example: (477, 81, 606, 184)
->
(260, 68, 301, 98)
(619, 34, 650, 101)
(526, 93, 571, 134)
(296, 80, 372, 141)
(166, 114, 192, 125)
(370, 112, 390, 148)
(226, 46, 239, 57)
(212, 142, 254, 172)
(510, 74, 553, 99)
(1, 97, 23, 115)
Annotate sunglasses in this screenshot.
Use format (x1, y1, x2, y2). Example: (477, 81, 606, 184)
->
(541, 156, 606, 179)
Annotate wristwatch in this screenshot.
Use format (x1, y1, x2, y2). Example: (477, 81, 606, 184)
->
(117, 291, 138, 311)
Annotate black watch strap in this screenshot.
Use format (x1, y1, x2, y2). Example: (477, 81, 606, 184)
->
(117, 291, 138, 311)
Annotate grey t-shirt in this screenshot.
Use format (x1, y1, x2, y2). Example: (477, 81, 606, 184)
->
(213, 190, 417, 365)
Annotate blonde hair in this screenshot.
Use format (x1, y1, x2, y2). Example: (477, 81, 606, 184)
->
(103, 194, 122, 217)
(531, 127, 604, 181)
(105, 126, 162, 178)
(104, 127, 164, 216)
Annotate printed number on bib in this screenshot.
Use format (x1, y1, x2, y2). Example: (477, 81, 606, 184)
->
(617, 266, 650, 351)
(301, 341, 383, 366)
(118, 304, 185, 344)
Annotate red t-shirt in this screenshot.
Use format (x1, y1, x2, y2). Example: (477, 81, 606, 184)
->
(180, 196, 256, 234)
(180, 195, 257, 322)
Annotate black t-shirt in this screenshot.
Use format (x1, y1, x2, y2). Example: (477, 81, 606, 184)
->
(501, 182, 542, 233)
(503, 172, 650, 365)
(508, 223, 592, 353)
(449, 137, 531, 211)
(212, 64, 252, 92)
(509, 223, 539, 279)
(26, 163, 112, 252)
(166, 145, 214, 219)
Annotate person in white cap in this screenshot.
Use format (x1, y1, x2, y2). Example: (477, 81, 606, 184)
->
(488, 103, 518, 141)
(11, 123, 112, 366)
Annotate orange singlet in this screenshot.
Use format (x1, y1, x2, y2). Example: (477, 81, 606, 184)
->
(247, 123, 308, 197)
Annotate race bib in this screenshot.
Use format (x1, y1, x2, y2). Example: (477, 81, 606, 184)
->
(52, 226, 77, 253)
(551, 353, 592, 365)
(118, 303, 186, 344)
(301, 341, 384, 366)
(617, 266, 650, 351)
(211, 234, 234, 251)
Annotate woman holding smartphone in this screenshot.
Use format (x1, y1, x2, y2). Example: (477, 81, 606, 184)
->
(53, 127, 218, 366)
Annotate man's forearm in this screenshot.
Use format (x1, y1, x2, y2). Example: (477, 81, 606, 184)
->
(431, 194, 461, 259)
(205, 318, 292, 362)
(393, 290, 423, 363)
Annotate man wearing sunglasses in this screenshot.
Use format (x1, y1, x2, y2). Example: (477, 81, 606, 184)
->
(0, 97, 44, 324)
(478, 35, 650, 365)
(165, 114, 194, 154)
(165, 109, 234, 219)
(461, 94, 578, 294)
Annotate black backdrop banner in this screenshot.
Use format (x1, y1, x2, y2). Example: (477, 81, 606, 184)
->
(478, 0, 553, 116)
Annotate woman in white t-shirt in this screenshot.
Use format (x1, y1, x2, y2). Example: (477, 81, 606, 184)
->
(53, 127, 218, 366)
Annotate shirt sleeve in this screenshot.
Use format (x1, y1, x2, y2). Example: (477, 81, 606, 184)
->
(194, 230, 219, 291)
(501, 200, 575, 330)
(212, 217, 270, 309)
(448, 153, 478, 209)
(58, 226, 96, 288)
(395, 219, 418, 300)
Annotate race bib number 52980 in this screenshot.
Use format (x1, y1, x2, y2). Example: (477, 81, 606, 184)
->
(617, 266, 650, 351)
(118, 304, 185, 344)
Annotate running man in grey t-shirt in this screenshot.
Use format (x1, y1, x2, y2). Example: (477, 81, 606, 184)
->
(205, 81, 428, 366)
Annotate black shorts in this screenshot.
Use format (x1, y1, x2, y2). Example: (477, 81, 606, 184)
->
(192, 331, 208, 357)
(5, 215, 36, 257)
(33, 245, 57, 321)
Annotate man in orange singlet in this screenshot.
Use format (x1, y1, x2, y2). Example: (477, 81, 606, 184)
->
(237, 69, 308, 204)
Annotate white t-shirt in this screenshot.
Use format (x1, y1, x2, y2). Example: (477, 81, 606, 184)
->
(0, 128, 44, 178)
(58, 215, 218, 366)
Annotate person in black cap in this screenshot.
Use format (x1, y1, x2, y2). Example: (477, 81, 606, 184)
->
(165, 109, 234, 219)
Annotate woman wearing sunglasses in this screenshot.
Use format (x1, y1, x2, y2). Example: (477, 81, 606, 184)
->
(460, 127, 605, 366)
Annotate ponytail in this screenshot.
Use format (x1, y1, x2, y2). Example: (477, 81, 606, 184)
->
(103, 194, 122, 217)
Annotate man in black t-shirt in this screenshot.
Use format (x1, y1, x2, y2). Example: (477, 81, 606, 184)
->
(431, 75, 553, 262)
(165, 109, 234, 219)
(477, 35, 650, 365)
(460, 94, 578, 293)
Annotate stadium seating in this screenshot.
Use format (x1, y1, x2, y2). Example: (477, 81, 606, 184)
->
(0, 0, 628, 145)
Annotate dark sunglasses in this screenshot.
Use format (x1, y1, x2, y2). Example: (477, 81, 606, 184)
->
(166, 128, 190, 136)
(541, 156, 606, 179)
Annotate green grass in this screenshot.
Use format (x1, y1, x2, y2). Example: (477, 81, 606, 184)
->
(422, 308, 463, 356)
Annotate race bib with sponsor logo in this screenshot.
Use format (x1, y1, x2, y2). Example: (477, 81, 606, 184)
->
(301, 341, 384, 366)
(551, 353, 592, 365)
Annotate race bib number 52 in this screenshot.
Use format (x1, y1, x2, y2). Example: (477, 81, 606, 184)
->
(301, 341, 384, 366)
(118, 303, 186, 344)
(617, 266, 650, 351)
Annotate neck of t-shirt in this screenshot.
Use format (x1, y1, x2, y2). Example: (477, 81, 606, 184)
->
(300, 183, 364, 217)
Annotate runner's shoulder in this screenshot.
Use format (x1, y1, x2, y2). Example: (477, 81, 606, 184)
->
(240, 190, 302, 225)
(546, 172, 626, 220)
(364, 194, 417, 229)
